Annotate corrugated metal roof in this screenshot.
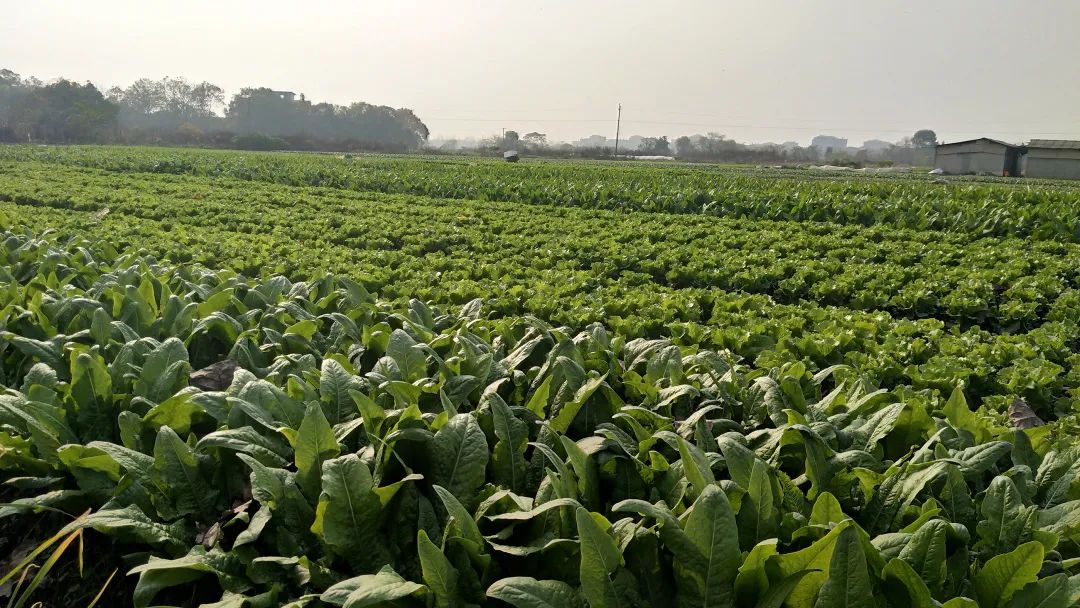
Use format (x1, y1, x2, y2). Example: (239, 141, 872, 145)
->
(936, 137, 1022, 149)
(1028, 139, 1080, 150)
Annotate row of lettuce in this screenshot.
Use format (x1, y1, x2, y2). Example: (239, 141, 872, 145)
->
(3, 145, 1080, 242)
(1, 226, 1079, 607)
(1, 163, 1078, 418)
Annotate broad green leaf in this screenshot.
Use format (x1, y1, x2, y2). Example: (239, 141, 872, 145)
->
(311, 454, 383, 566)
(739, 458, 778, 549)
(734, 539, 778, 603)
(973, 541, 1044, 608)
(350, 389, 385, 442)
(387, 329, 428, 381)
(319, 358, 363, 424)
(79, 505, 189, 551)
(153, 426, 217, 519)
(881, 558, 934, 608)
(976, 476, 1029, 554)
(575, 507, 623, 608)
(490, 393, 528, 493)
(1004, 573, 1070, 608)
(683, 484, 741, 608)
(812, 525, 873, 608)
(195, 426, 291, 467)
(418, 528, 460, 608)
(431, 414, 489, 503)
(677, 436, 716, 500)
(291, 401, 340, 499)
(321, 565, 426, 608)
(70, 350, 115, 440)
(770, 520, 850, 608)
(754, 570, 815, 608)
(898, 519, 947, 593)
(486, 576, 582, 608)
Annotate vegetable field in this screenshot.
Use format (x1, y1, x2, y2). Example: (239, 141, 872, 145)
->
(1, 146, 1079, 607)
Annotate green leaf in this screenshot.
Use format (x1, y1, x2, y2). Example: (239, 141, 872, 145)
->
(896, 518, 947, 593)
(770, 521, 850, 608)
(490, 393, 528, 493)
(432, 484, 484, 549)
(153, 426, 216, 519)
(486, 577, 582, 608)
(321, 565, 426, 608)
(129, 548, 244, 608)
(575, 507, 623, 608)
(350, 389, 385, 442)
(387, 329, 428, 381)
(311, 454, 383, 566)
(79, 505, 189, 551)
(418, 528, 460, 608)
(1004, 573, 1070, 608)
(291, 401, 340, 499)
(809, 492, 847, 527)
(811, 525, 873, 608)
(431, 414, 489, 503)
(319, 358, 363, 424)
(862, 461, 951, 534)
(944, 385, 980, 439)
(753, 570, 816, 608)
(739, 458, 778, 549)
(195, 426, 291, 467)
(684, 484, 741, 608)
(976, 475, 1029, 554)
(70, 350, 115, 440)
(677, 435, 716, 500)
(881, 558, 934, 608)
(734, 539, 778, 603)
(134, 337, 190, 402)
(549, 374, 608, 434)
(142, 387, 205, 435)
(973, 541, 1044, 608)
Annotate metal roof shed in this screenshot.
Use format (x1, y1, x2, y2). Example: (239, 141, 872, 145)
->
(935, 138, 1025, 176)
(1024, 140, 1080, 180)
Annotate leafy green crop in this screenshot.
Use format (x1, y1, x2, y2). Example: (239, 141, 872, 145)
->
(2, 159, 1079, 416)
(2, 227, 1080, 607)
(4, 145, 1080, 242)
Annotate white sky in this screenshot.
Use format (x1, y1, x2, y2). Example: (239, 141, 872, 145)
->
(4, 0, 1079, 145)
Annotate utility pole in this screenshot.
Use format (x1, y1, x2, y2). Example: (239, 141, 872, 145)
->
(614, 104, 622, 157)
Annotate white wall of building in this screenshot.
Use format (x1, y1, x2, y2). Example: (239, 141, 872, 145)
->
(1024, 148, 1080, 179)
(936, 140, 1008, 175)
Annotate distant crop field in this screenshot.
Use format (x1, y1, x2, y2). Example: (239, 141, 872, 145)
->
(1, 146, 1078, 607)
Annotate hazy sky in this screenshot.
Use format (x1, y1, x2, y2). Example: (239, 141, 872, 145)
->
(4, 0, 1079, 145)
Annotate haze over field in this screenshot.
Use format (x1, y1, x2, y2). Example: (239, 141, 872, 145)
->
(3, 0, 1080, 144)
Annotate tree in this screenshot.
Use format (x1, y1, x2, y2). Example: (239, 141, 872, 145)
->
(674, 135, 694, 158)
(913, 129, 937, 148)
(522, 132, 547, 150)
(500, 130, 520, 151)
(639, 136, 671, 156)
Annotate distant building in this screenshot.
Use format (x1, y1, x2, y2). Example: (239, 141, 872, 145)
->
(935, 138, 1023, 176)
(573, 134, 640, 151)
(1023, 140, 1080, 179)
(810, 135, 848, 157)
(270, 90, 296, 102)
(861, 139, 892, 152)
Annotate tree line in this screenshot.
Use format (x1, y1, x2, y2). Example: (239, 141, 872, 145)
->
(437, 129, 937, 166)
(0, 70, 429, 152)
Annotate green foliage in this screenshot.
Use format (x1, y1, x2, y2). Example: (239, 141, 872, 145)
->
(1, 145, 1080, 606)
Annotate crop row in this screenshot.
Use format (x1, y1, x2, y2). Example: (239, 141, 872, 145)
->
(1, 227, 1079, 606)
(3, 145, 1080, 242)
(2, 164, 1078, 416)
(3, 161, 1079, 330)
